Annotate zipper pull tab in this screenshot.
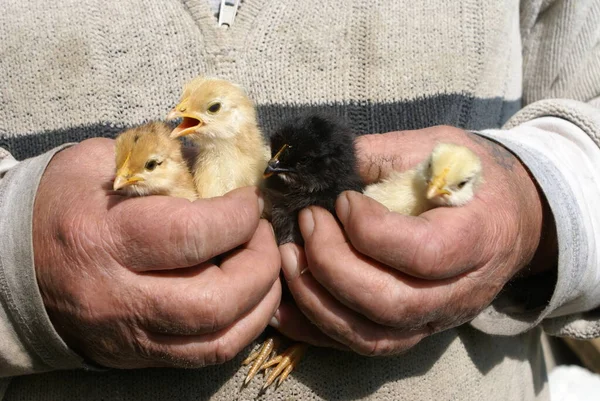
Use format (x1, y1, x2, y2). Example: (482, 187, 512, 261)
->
(218, 0, 240, 27)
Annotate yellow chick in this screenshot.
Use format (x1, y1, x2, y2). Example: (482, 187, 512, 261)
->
(113, 121, 197, 201)
(363, 142, 483, 214)
(167, 75, 270, 199)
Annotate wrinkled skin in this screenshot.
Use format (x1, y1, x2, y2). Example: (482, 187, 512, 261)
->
(33, 138, 281, 368)
(273, 126, 557, 355)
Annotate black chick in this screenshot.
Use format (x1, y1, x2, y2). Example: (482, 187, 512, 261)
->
(242, 113, 364, 390)
(264, 112, 364, 245)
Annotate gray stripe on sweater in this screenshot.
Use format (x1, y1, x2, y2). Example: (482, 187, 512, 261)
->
(1, 96, 521, 160)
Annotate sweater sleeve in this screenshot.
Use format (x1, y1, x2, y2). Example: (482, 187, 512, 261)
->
(0, 145, 84, 377)
(471, 0, 600, 338)
(471, 115, 600, 338)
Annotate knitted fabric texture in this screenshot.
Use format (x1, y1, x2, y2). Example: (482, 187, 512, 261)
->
(1, 0, 599, 400)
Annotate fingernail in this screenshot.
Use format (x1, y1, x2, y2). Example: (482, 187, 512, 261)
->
(299, 208, 315, 238)
(257, 191, 265, 214)
(269, 311, 280, 328)
(336, 192, 350, 222)
(280, 244, 300, 280)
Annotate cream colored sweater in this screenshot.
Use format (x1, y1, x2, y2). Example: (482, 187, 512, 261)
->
(1, 0, 600, 400)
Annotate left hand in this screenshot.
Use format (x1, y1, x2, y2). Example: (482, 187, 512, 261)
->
(274, 125, 555, 355)
(33, 138, 281, 368)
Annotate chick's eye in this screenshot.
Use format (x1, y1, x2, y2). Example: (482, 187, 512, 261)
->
(457, 180, 469, 189)
(207, 102, 221, 114)
(145, 160, 160, 171)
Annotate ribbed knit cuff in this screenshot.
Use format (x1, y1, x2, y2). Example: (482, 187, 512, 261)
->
(0, 144, 84, 376)
(503, 99, 600, 147)
(470, 107, 600, 338)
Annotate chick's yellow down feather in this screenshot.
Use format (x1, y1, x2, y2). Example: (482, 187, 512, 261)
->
(113, 121, 197, 201)
(364, 143, 483, 214)
(168, 75, 270, 199)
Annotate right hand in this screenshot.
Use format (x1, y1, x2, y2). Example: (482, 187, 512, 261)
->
(33, 138, 281, 369)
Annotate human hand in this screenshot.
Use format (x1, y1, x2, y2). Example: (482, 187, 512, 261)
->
(33, 138, 281, 368)
(275, 125, 555, 355)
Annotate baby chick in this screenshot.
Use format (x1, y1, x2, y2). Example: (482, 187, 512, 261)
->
(243, 113, 364, 389)
(363, 142, 483, 215)
(264, 113, 364, 244)
(113, 121, 197, 201)
(167, 75, 270, 199)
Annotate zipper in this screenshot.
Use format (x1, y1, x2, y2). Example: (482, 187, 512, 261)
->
(218, 0, 241, 27)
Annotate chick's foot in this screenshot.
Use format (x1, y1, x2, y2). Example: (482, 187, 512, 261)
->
(243, 336, 281, 386)
(260, 342, 308, 389)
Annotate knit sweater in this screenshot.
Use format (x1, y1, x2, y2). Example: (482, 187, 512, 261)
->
(1, 0, 600, 400)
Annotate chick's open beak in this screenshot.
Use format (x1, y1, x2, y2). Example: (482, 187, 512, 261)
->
(113, 173, 144, 191)
(167, 98, 204, 139)
(263, 144, 291, 178)
(426, 168, 451, 199)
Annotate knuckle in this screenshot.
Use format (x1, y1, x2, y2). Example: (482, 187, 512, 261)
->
(152, 285, 228, 335)
(437, 124, 456, 132)
(435, 125, 465, 139)
(410, 233, 441, 277)
(386, 288, 431, 329)
(313, 317, 354, 348)
(78, 138, 115, 158)
(129, 328, 179, 367)
(412, 293, 440, 324)
(372, 301, 403, 328)
(410, 226, 459, 278)
(227, 196, 259, 234)
(199, 334, 241, 367)
(355, 134, 376, 158)
(363, 276, 404, 327)
(55, 211, 96, 254)
(55, 214, 78, 247)
(367, 338, 397, 357)
(194, 287, 229, 332)
(81, 137, 114, 148)
(156, 348, 203, 369)
(132, 330, 158, 361)
(176, 212, 211, 263)
(362, 329, 423, 357)
(350, 341, 373, 356)
(304, 239, 334, 272)
(335, 325, 362, 351)
(393, 302, 422, 329)
(139, 336, 205, 368)
(348, 332, 386, 356)
(212, 337, 239, 365)
(349, 219, 376, 251)
(179, 358, 206, 369)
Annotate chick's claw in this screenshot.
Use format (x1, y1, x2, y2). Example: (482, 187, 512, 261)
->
(243, 337, 281, 385)
(262, 342, 308, 389)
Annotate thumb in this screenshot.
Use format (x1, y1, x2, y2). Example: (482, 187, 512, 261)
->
(108, 185, 264, 271)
